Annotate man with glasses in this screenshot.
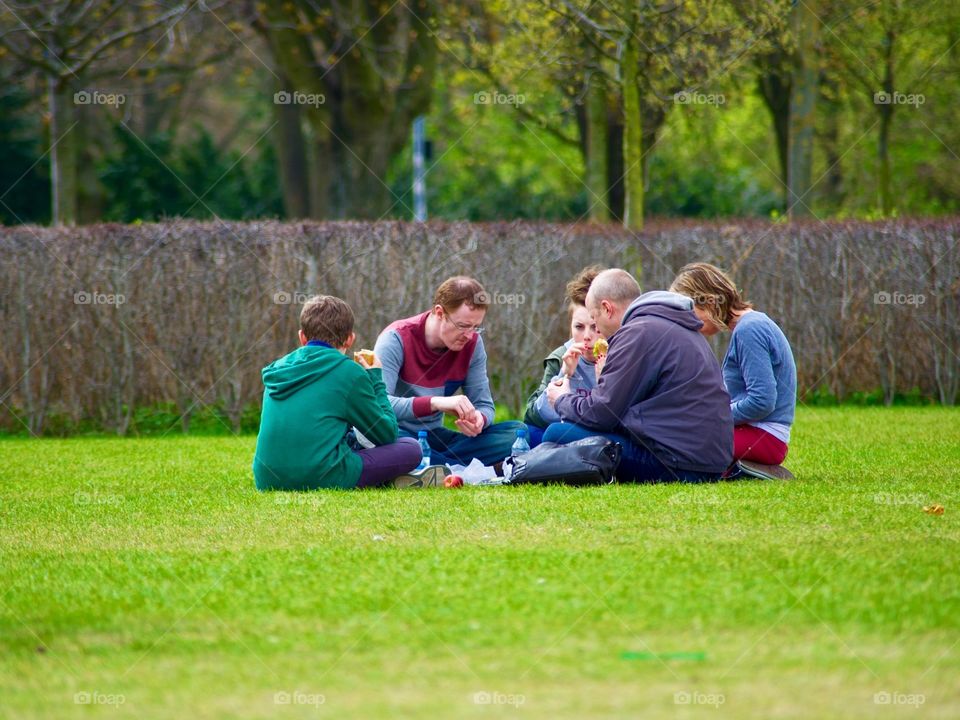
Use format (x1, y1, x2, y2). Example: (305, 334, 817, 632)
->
(374, 276, 526, 468)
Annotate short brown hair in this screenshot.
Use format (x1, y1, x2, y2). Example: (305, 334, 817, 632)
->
(300, 295, 354, 346)
(434, 276, 489, 313)
(669, 262, 752, 330)
(566, 265, 605, 314)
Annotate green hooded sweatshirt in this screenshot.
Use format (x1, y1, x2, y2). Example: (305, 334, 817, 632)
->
(253, 344, 399, 490)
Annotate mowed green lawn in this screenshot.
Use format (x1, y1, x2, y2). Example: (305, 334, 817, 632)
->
(1, 407, 958, 719)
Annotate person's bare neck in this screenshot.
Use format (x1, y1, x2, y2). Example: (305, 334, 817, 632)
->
(729, 307, 753, 330)
(424, 312, 446, 352)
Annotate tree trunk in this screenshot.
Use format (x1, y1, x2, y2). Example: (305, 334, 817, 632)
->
(328, 124, 395, 219)
(621, 11, 643, 231)
(787, 0, 820, 219)
(757, 69, 791, 208)
(606, 108, 625, 222)
(256, 0, 437, 220)
(76, 105, 105, 224)
(640, 102, 665, 198)
(272, 78, 312, 218)
(877, 109, 893, 215)
(585, 67, 610, 222)
(877, 29, 896, 216)
(819, 89, 845, 208)
(49, 75, 78, 226)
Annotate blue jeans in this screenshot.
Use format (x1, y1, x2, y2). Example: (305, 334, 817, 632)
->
(401, 421, 527, 467)
(542, 422, 719, 484)
(527, 425, 545, 448)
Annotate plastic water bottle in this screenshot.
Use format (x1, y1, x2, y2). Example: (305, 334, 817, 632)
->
(511, 427, 531, 458)
(415, 430, 431, 471)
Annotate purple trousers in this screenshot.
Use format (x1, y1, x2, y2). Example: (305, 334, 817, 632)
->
(355, 437, 422, 489)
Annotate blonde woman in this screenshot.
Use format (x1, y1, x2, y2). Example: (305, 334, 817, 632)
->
(670, 263, 797, 468)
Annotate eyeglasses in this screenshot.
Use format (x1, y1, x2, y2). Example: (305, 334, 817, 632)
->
(443, 314, 485, 335)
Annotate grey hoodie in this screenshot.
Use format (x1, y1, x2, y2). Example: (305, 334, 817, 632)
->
(554, 291, 733, 473)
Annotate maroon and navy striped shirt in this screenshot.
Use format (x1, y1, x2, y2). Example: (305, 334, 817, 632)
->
(373, 311, 496, 433)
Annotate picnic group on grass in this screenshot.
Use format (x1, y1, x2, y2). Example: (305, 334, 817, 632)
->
(253, 263, 797, 491)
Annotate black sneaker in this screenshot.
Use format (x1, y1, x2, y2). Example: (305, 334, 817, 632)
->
(738, 460, 795, 480)
(392, 465, 451, 489)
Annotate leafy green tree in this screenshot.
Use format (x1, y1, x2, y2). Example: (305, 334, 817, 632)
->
(254, 0, 438, 219)
(825, 0, 954, 216)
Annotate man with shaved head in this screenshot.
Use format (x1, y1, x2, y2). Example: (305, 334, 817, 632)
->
(545, 268, 733, 482)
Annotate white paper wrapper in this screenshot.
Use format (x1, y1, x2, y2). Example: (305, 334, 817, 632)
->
(448, 458, 498, 485)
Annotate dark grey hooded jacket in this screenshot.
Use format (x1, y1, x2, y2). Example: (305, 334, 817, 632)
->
(554, 291, 733, 473)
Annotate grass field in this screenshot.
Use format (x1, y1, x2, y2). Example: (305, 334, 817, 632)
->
(1, 407, 958, 719)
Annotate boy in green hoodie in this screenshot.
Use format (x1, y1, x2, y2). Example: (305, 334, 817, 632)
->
(253, 295, 422, 490)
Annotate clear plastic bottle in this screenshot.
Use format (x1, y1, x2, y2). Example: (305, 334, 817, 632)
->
(511, 427, 531, 458)
(415, 430, 431, 471)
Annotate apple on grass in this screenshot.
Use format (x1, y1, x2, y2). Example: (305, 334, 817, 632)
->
(444, 475, 463, 488)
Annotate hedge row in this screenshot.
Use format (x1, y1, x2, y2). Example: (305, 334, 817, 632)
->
(1, 218, 956, 435)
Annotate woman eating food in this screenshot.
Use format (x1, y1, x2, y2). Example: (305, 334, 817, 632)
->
(523, 266, 606, 444)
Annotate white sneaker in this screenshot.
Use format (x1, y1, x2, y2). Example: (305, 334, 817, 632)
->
(392, 465, 451, 489)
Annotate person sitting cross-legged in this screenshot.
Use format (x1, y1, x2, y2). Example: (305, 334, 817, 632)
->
(544, 269, 733, 483)
(374, 276, 526, 468)
(253, 295, 422, 491)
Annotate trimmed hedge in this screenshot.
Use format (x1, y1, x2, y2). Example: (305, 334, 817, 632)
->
(1, 218, 957, 435)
